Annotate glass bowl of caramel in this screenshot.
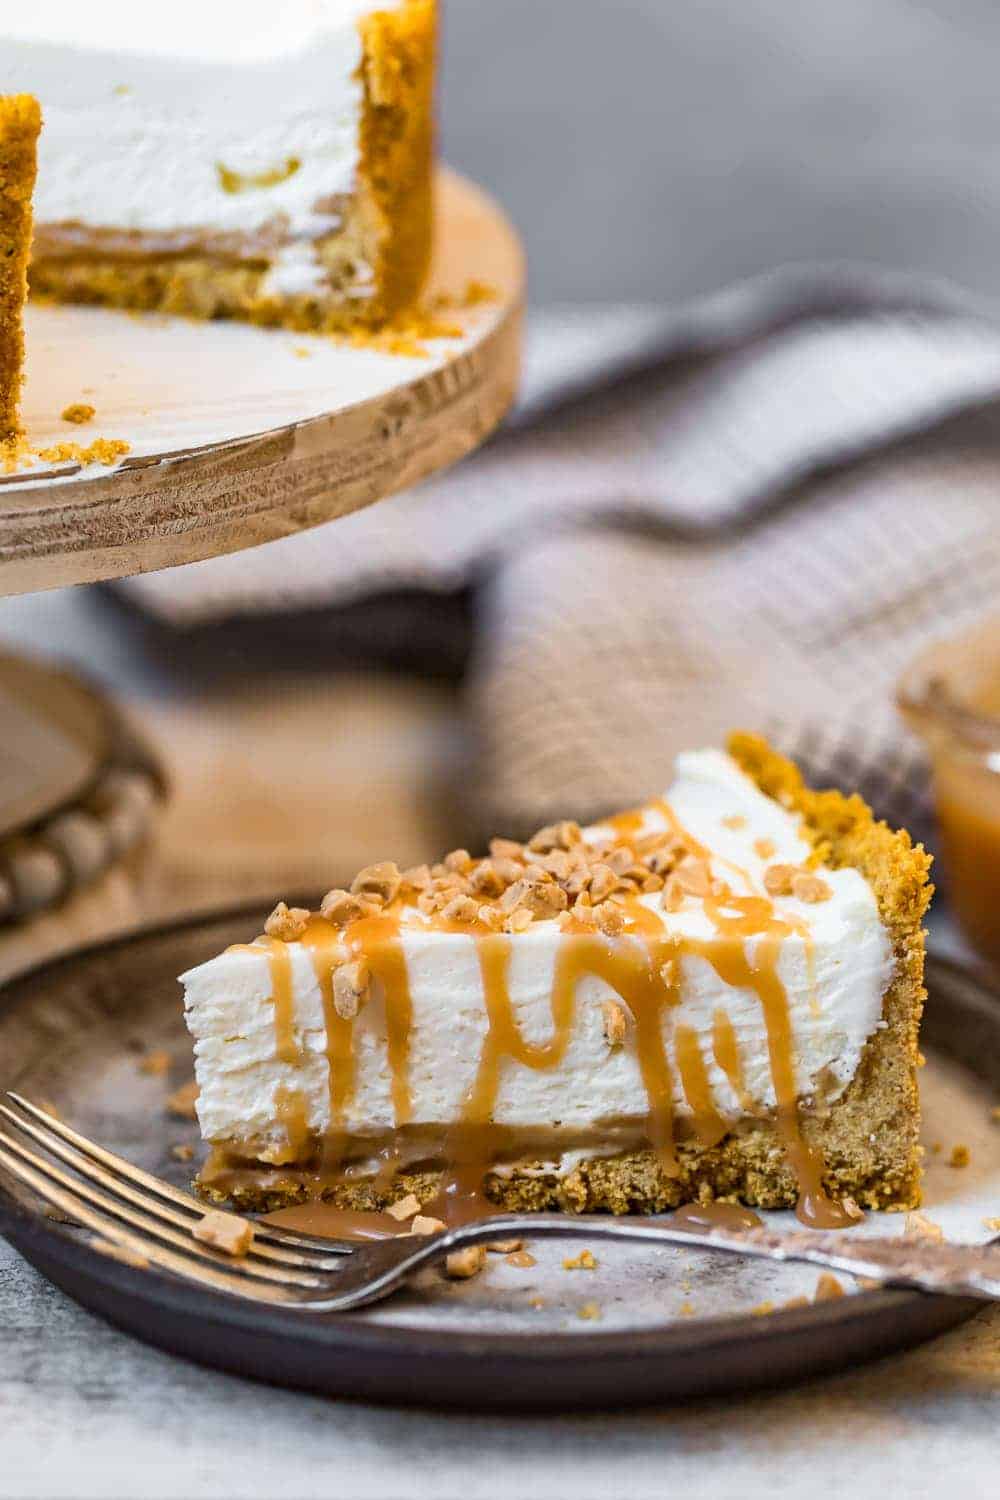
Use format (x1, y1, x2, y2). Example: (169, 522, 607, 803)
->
(899, 616, 1000, 964)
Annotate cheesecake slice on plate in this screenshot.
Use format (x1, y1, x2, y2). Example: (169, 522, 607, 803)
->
(1, 1, 435, 332)
(181, 735, 933, 1224)
(0, 94, 40, 439)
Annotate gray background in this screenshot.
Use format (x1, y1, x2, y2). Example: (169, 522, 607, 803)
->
(441, 0, 1000, 303)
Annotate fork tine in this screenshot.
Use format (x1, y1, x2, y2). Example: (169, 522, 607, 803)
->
(0, 1126, 323, 1288)
(0, 1103, 341, 1272)
(0, 1141, 310, 1306)
(4, 1092, 352, 1256)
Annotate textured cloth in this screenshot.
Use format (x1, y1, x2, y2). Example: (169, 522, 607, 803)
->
(121, 264, 1000, 836)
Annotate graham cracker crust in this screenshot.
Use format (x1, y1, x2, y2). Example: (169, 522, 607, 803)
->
(199, 734, 933, 1217)
(28, 1, 436, 333)
(0, 95, 40, 439)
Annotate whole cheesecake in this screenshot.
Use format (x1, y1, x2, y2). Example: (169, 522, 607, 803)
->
(181, 735, 933, 1225)
(0, 0, 436, 332)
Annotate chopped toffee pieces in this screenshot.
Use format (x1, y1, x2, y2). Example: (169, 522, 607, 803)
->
(319, 889, 365, 926)
(264, 902, 310, 941)
(385, 1193, 422, 1222)
(193, 1209, 254, 1257)
(445, 1245, 487, 1279)
(333, 959, 370, 1019)
(411, 1215, 446, 1236)
(763, 864, 831, 903)
(905, 1212, 944, 1241)
(351, 861, 402, 904)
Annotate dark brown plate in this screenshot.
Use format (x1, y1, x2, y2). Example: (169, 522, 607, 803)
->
(0, 907, 993, 1409)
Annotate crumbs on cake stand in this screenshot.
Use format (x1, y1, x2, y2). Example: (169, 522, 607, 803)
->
(1, 430, 131, 474)
(343, 280, 499, 359)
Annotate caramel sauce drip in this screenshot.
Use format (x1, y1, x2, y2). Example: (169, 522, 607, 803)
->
(651, 795, 756, 893)
(603, 805, 646, 837)
(687, 892, 855, 1229)
(430, 933, 576, 1224)
(299, 918, 355, 1135)
(261, 1201, 409, 1242)
(228, 937, 297, 1064)
(430, 901, 683, 1223)
(348, 912, 413, 1127)
(227, 796, 857, 1230)
(671, 1200, 763, 1232)
(674, 1023, 729, 1148)
(274, 1085, 311, 1160)
(649, 796, 711, 860)
(559, 903, 682, 1177)
(711, 1007, 748, 1108)
(227, 938, 312, 1160)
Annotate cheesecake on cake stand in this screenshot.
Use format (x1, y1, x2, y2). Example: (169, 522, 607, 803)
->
(0, 2, 522, 976)
(0, 0, 522, 597)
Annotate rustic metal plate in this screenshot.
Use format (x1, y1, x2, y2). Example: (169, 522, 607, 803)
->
(0, 908, 994, 1409)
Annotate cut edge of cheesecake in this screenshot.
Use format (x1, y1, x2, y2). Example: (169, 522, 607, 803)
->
(195, 733, 933, 1218)
(0, 93, 40, 441)
(27, 1, 436, 334)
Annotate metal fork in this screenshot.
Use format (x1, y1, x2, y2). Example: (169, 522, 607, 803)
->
(2, 1091, 1000, 1313)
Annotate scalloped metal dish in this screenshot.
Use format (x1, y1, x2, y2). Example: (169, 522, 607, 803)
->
(0, 908, 994, 1409)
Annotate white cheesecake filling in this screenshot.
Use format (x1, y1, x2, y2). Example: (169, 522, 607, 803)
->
(0, 2, 391, 237)
(181, 750, 894, 1159)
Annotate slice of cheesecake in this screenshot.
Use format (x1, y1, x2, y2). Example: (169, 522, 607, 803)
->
(1, 2, 435, 332)
(0, 94, 40, 440)
(181, 735, 932, 1223)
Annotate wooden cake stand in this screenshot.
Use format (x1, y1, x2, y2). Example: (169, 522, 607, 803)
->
(0, 169, 523, 954)
(0, 169, 524, 597)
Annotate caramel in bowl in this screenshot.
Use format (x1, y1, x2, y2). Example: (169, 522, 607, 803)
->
(899, 616, 1000, 964)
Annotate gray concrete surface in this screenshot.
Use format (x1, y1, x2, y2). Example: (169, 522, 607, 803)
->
(442, 0, 1000, 304)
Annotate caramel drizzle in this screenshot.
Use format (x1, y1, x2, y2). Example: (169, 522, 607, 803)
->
(261, 1201, 410, 1242)
(231, 798, 854, 1229)
(674, 1023, 729, 1148)
(227, 936, 297, 1063)
(274, 1085, 310, 1161)
(711, 1007, 748, 1108)
(348, 913, 414, 1127)
(298, 920, 355, 1176)
(559, 902, 682, 1176)
(603, 806, 646, 838)
(684, 892, 854, 1228)
(302, 912, 413, 1137)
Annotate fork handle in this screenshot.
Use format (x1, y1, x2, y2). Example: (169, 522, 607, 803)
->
(428, 1214, 1000, 1301)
